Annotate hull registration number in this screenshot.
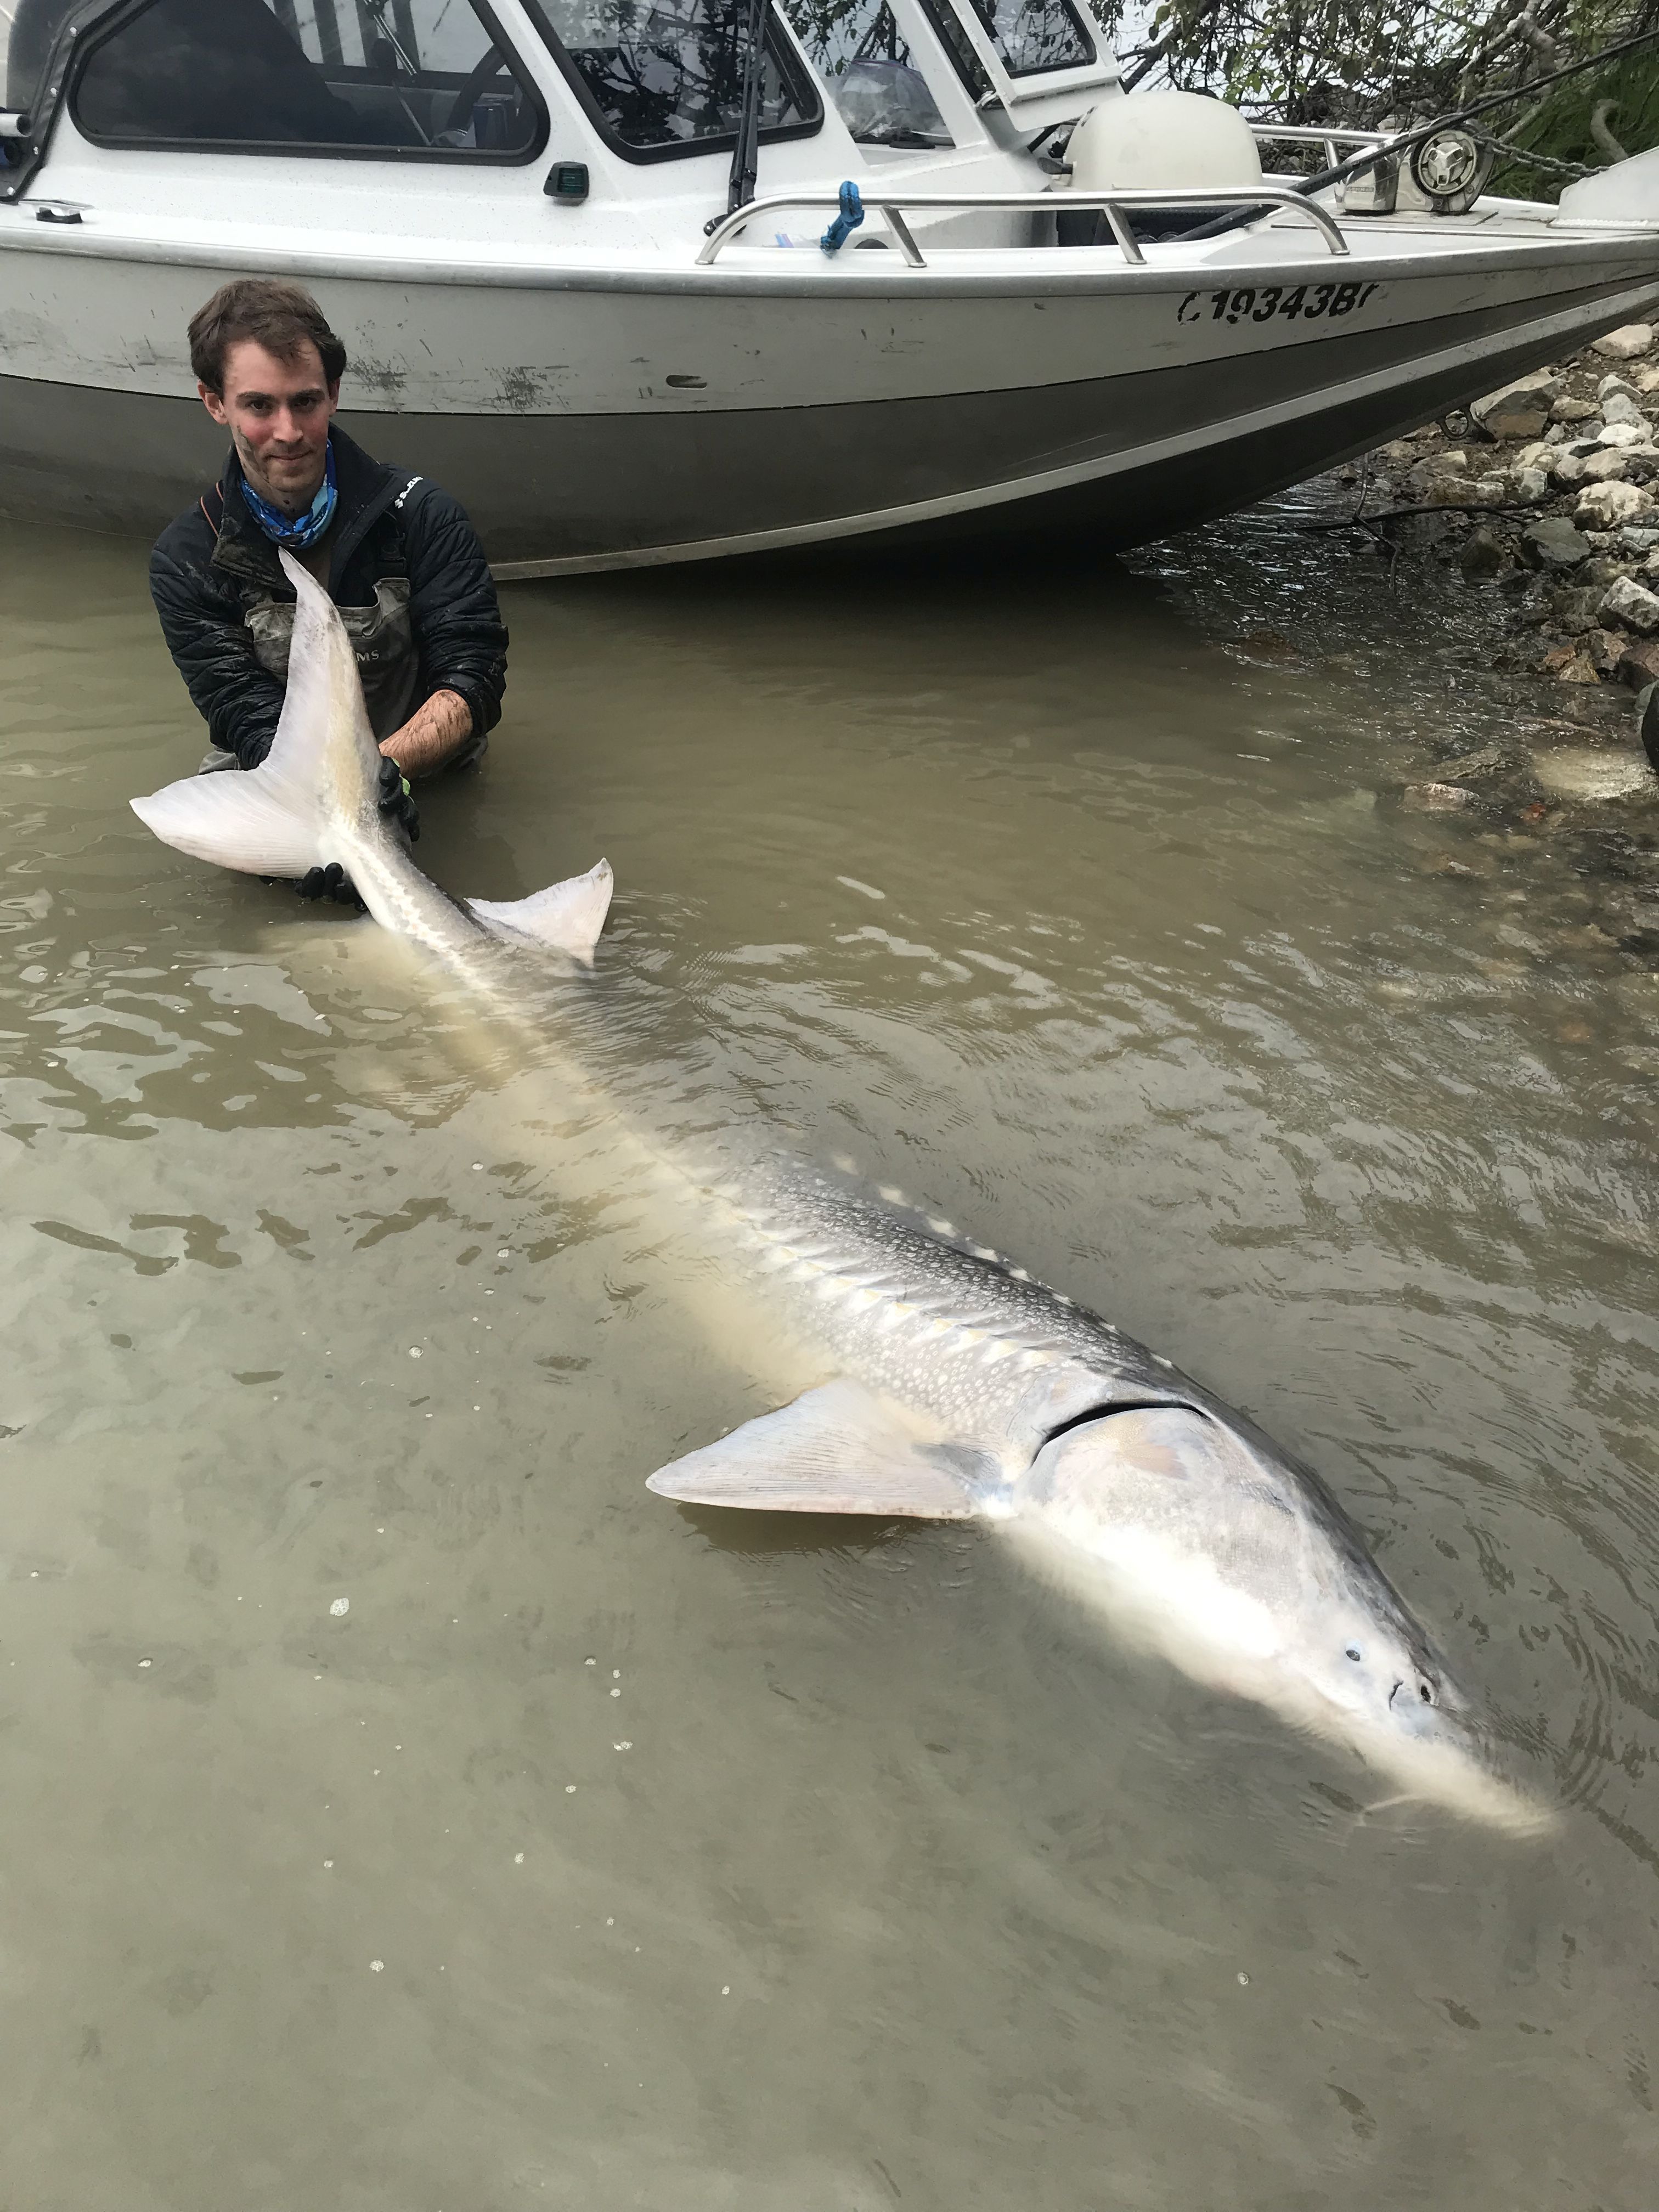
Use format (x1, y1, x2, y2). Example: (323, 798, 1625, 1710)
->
(1177, 281, 1381, 326)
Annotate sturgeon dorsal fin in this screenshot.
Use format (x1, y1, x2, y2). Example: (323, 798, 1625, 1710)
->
(467, 859, 613, 963)
(646, 1380, 987, 1518)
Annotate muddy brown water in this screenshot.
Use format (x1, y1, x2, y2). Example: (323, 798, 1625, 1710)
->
(2, 495, 1658, 2211)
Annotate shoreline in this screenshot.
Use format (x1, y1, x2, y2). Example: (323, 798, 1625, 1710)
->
(1334, 320, 1659, 821)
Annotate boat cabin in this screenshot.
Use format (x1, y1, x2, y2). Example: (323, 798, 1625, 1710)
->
(0, 0, 1129, 225)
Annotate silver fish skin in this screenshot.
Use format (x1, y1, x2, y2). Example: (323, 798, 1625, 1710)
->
(129, 552, 1540, 1832)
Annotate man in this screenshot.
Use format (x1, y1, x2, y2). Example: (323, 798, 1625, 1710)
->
(150, 278, 508, 899)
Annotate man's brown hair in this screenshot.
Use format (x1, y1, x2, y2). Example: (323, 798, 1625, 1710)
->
(188, 279, 348, 394)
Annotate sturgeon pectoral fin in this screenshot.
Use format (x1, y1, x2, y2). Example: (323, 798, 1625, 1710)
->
(467, 859, 614, 963)
(646, 1381, 985, 1517)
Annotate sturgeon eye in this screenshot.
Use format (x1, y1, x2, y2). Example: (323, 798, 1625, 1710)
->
(1345, 1646, 1362, 1662)
(1418, 1680, 1435, 1706)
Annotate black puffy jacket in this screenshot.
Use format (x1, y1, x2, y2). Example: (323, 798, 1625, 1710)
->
(150, 426, 508, 770)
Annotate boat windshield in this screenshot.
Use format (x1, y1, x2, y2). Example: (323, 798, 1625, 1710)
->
(795, 0, 953, 150)
(521, 0, 821, 161)
(919, 0, 1094, 87)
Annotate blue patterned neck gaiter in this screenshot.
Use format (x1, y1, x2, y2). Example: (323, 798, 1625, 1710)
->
(241, 437, 338, 550)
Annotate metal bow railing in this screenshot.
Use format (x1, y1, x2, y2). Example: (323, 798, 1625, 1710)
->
(696, 186, 1349, 268)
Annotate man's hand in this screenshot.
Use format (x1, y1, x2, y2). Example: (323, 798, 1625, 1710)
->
(379, 687, 472, 777)
(296, 862, 363, 909)
(377, 755, 420, 842)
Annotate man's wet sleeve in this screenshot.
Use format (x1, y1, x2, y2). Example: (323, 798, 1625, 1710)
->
(405, 493, 509, 742)
(149, 541, 285, 769)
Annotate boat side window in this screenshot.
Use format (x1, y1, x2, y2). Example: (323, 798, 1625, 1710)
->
(917, 0, 1092, 86)
(518, 0, 821, 163)
(795, 0, 953, 149)
(71, 0, 548, 160)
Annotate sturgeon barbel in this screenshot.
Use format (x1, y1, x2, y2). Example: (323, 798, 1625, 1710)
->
(133, 551, 1538, 1830)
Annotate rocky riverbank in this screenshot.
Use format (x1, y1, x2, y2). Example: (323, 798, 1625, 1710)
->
(1335, 320, 1659, 817)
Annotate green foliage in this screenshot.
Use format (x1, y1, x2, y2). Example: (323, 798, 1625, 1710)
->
(1112, 0, 1659, 178)
(1497, 44, 1659, 191)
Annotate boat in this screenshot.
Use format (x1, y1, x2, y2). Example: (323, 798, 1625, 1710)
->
(2, 0, 1658, 574)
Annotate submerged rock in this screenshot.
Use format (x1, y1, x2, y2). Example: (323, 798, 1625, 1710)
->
(1550, 584, 1609, 633)
(1530, 747, 1656, 800)
(1403, 781, 1479, 811)
(1458, 526, 1507, 577)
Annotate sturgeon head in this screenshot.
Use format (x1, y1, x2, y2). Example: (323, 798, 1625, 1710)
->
(650, 1370, 1542, 1830)
(1007, 1403, 1542, 1830)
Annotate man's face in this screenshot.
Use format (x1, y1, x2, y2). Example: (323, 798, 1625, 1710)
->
(200, 337, 339, 512)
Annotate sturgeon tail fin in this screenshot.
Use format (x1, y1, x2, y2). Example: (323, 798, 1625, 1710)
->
(131, 547, 379, 878)
(131, 765, 329, 879)
(468, 859, 614, 964)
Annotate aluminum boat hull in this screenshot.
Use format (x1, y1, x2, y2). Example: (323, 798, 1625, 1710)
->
(2, 223, 1656, 571)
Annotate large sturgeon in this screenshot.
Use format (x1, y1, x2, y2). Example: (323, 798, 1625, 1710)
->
(132, 551, 1538, 1830)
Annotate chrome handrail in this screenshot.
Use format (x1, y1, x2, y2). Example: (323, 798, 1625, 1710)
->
(1249, 122, 1395, 176)
(697, 185, 1348, 268)
(1249, 125, 1391, 146)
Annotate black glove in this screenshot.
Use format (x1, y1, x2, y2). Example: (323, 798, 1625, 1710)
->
(378, 755, 420, 843)
(296, 861, 364, 909)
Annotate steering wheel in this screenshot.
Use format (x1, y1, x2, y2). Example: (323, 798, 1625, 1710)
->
(447, 46, 509, 135)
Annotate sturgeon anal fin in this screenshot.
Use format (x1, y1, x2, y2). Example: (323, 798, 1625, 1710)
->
(646, 1380, 985, 1518)
(467, 859, 613, 964)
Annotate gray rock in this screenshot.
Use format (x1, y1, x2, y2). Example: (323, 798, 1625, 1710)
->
(1523, 516, 1592, 569)
(1602, 391, 1649, 427)
(1511, 466, 1551, 503)
(1600, 575, 1659, 633)
(1483, 404, 1551, 442)
(1582, 555, 1632, 586)
(1592, 325, 1655, 362)
(1583, 449, 1632, 482)
(1406, 451, 1468, 499)
(1598, 375, 1642, 406)
(1552, 395, 1600, 423)
(1576, 481, 1657, 530)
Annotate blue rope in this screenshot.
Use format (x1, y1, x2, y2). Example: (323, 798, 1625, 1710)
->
(821, 179, 864, 255)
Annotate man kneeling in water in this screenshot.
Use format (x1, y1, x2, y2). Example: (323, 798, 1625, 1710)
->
(150, 278, 508, 901)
